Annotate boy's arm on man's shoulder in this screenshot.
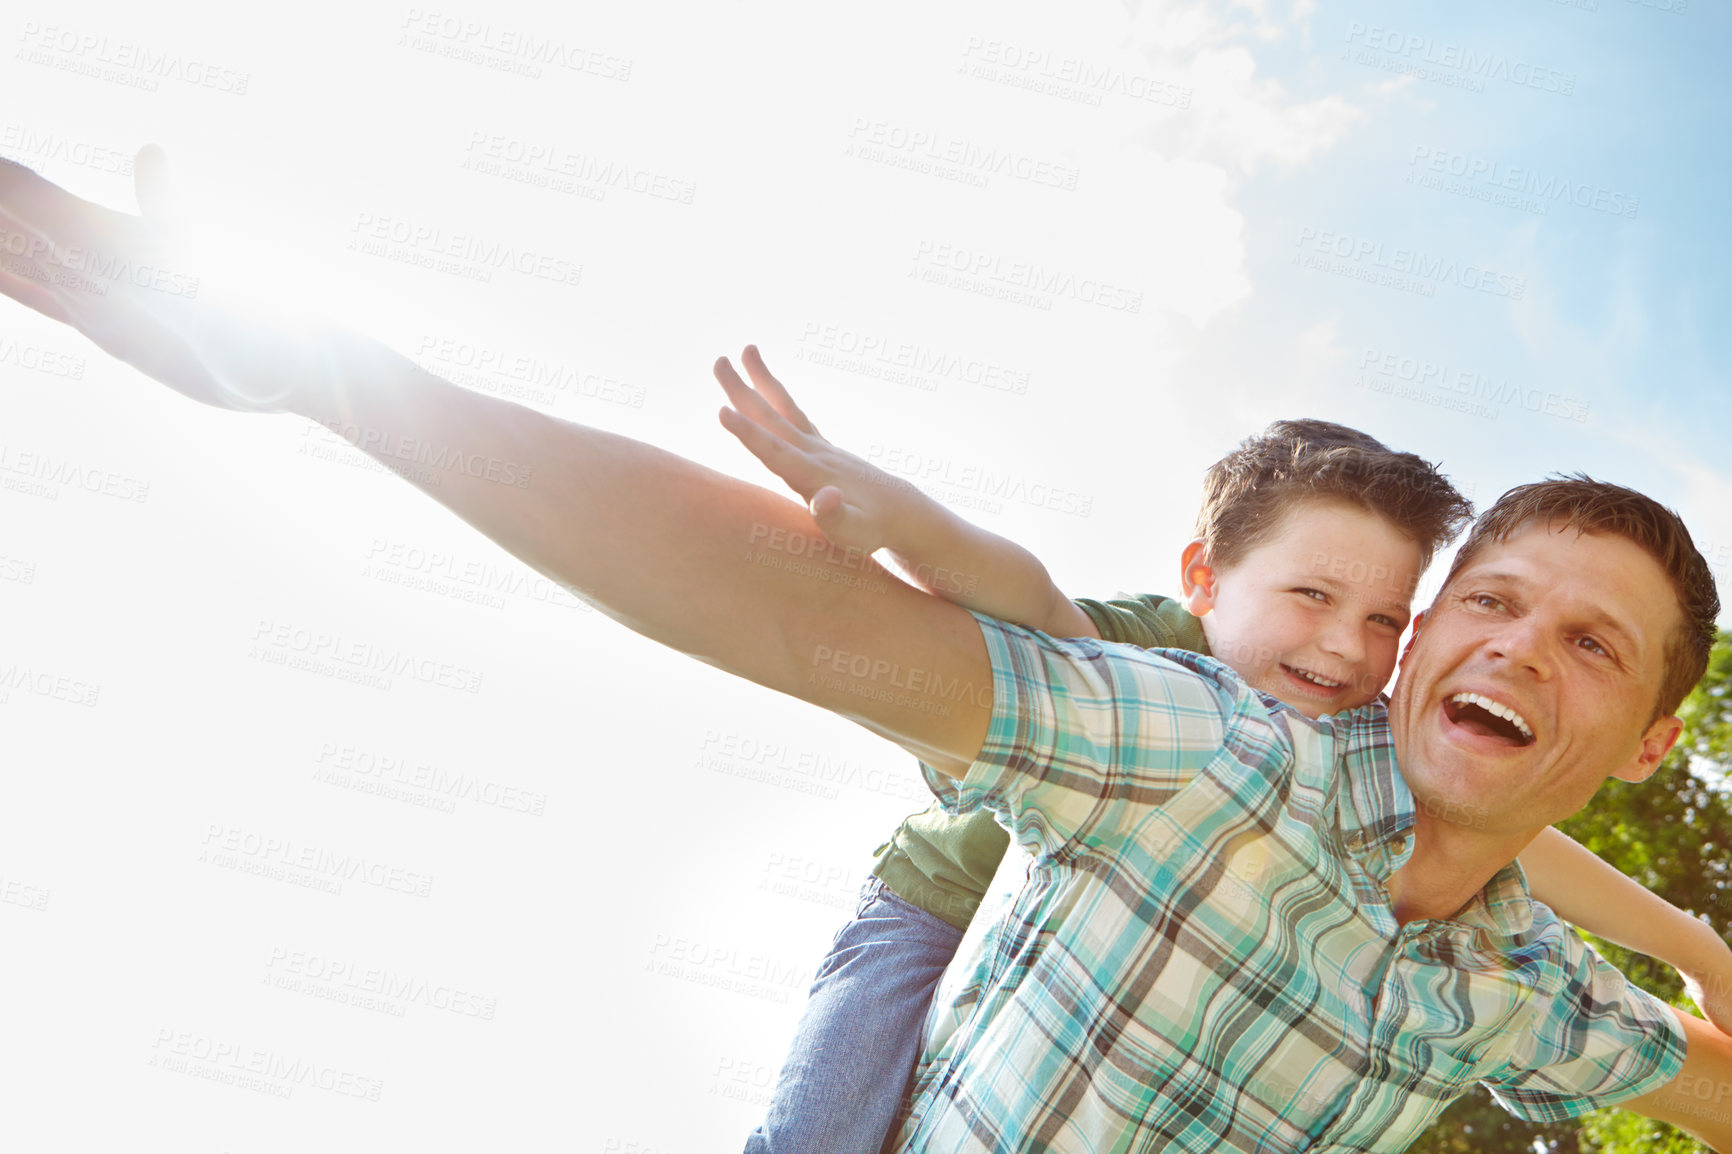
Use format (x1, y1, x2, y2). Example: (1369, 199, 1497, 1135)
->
(879, 520, 1099, 638)
(1074, 594, 1203, 651)
(713, 347, 1100, 640)
(1520, 827, 1732, 1033)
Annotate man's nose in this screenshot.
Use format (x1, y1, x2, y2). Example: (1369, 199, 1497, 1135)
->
(1483, 616, 1552, 677)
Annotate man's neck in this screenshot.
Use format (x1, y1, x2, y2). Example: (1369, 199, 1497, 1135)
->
(1384, 813, 1535, 927)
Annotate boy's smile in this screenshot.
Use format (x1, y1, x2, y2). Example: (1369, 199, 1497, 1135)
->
(1183, 499, 1424, 718)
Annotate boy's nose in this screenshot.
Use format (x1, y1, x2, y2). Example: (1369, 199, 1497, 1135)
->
(1320, 616, 1366, 664)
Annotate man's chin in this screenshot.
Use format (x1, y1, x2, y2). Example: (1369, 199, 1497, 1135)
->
(1407, 781, 1501, 835)
(1401, 735, 1518, 834)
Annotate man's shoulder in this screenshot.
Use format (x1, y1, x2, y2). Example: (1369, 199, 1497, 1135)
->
(967, 612, 1283, 753)
(973, 611, 1246, 697)
(1458, 882, 1604, 1000)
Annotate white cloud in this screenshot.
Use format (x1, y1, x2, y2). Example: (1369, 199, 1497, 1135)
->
(1122, 0, 1361, 173)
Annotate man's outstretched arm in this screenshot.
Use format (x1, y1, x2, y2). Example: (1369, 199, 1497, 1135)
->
(0, 155, 990, 775)
(296, 341, 992, 775)
(1621, 1008, 1732, 1151)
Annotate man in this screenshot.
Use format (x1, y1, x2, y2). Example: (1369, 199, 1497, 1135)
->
(1, 153, 1727, 1150)
(883, 479, 1720, 1150)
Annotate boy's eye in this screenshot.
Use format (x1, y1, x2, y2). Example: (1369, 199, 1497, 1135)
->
(1369, 614, 1401, 629)
(1295, 588, 1328, 602)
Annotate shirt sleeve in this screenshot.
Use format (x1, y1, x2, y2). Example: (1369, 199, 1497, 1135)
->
(1073, 593, 1175, 648)
(1484, 925, 1688, 1121)
(918, 611, 1239, 862)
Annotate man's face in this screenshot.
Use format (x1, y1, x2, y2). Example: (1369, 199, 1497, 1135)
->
(1388, 524, 1683, 837)
(1186, 500, 1423, 718)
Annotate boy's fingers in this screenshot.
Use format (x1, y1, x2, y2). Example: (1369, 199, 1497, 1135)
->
(713, 357, 770, 427)
(717, 405, 810, 487)
(714, 353, 805, 444)
(808, 489, 876, 552)
(810, 486, 844, 520)
(741, 345, 820, 436)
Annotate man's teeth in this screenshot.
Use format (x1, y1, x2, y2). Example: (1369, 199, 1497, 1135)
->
(1290, 667, 1345, 689)
(1450, 692, 1533, 740)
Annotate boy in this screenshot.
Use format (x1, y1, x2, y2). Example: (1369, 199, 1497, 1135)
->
(713, 348, 1732, 1154)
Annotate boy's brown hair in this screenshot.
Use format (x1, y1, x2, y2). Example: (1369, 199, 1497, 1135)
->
(1196, 418, 1474, 576)
(1437, 474, 1719, 721)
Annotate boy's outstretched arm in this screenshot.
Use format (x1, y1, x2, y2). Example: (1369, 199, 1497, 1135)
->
(0, 155, 990, 777)
(1520, 826, 1732, 1031)
(716, 347, 1099, 639)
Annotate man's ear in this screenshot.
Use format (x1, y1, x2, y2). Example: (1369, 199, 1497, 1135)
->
(1612, 714, 1683, 784)
(1179, 540, 1217, 617)
(1399, 609, 1427, 666)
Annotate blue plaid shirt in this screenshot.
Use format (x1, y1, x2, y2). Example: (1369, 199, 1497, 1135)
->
(892, 615, 1686, 1153)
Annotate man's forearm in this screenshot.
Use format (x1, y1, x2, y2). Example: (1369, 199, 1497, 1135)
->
(1624, 1008, 1732, 1151)
(0, 158, 990, 773)
(283, 333, 991, 774)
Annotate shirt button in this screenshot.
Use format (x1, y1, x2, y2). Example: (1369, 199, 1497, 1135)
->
(1344, 831, 1365, 852)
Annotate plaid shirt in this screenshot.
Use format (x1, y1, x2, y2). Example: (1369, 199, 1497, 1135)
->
(892, 615, 1685, 1154)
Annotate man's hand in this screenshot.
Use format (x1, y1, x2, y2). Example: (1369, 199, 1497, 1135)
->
(0, 151, 996, 775)
(0, 149, 310, 413)
(715, 346, 914, 557)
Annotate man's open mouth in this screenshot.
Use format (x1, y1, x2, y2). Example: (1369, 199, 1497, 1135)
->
(1442, 692, 1535, 746)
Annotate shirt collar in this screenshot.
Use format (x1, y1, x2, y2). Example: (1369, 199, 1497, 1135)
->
(1333, 699, 1416, 857)
(1330, 700, 1537, 943)
(1439, 857, 1538, 940)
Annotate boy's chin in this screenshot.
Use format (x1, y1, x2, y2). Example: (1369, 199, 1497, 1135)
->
(1261, 692, 1332, 720)
(1262, 687, 1378, 720)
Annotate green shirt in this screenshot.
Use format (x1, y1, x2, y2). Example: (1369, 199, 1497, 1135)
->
(869, 593, 1208, 929)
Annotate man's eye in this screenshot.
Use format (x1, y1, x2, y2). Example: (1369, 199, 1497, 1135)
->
(1577, 636, 1609, 657)
(1468, 593, 1505, 611)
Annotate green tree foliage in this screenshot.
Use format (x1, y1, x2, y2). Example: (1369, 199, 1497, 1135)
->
(1410, 632, 1732, 1154)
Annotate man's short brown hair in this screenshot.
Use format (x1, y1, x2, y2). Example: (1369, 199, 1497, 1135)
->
(1196, 419, 1473, 576)
(1436, 474, 1719, 721)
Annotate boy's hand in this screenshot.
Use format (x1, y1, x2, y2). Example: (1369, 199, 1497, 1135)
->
(714, 347, 912, 555)
(0, 149, 309, 413)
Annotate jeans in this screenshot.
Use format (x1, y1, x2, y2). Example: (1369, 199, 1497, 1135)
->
(743, 877, 964, 1154)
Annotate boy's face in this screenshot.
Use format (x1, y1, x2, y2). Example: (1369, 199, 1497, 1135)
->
(1184, 500, 1424, 718)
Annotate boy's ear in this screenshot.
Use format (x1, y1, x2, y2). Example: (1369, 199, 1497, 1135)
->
(1180, 540, 1218, 617)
